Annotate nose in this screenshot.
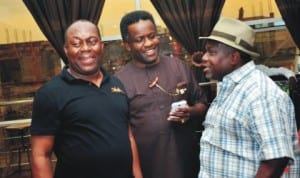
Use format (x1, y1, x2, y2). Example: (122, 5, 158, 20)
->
(144, 37, 153, 47)
(201, 52, 209, 62)
(81, 42, 91, 51)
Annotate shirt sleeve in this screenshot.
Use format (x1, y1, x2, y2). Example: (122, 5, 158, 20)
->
(30, 89, 60, 135)
(249, 93, 296, 162)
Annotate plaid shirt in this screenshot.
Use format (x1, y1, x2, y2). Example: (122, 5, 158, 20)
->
(282, 130, 300, 178)
(199, 61, 299, 178)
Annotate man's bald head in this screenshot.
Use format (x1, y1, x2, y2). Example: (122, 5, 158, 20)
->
(64, 20, 101, 45)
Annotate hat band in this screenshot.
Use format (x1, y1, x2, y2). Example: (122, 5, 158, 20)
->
(211, 31, 255, 52)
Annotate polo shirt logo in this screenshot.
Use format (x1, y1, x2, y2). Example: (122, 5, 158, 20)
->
(111, 86, 124, 93)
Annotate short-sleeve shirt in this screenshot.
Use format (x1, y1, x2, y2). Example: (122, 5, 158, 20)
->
(31, 67, 133, 178)
(199, 61, 298, 178)
(115, 55, 207, 178)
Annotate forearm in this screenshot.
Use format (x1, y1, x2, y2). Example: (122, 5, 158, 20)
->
(31, 155, 53, 178)
(30, 135, 55, 178)
(128, 126, 143, 178)
(255, 157, 289, 178)
(188, 103, 207, 116)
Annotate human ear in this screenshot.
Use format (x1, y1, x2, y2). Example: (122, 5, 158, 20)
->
(64, 46, 68, 57)
(231, 51, 240, 65)
(100, 41, 104, 51)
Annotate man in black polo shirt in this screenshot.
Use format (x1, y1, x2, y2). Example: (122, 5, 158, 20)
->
(30, 20, 142, 178)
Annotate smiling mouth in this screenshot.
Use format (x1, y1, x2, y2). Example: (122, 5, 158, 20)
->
(80, 56, 96, 63)
(145, 48, 155, 53)
(203, 66, 211, 73)
(144, 47, 158, 56)
(202, 65, 208, 70)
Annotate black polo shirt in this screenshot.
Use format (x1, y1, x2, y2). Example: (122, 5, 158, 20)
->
(31, 67, 133, 178)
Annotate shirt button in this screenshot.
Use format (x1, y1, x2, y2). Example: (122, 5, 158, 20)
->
(159, 105, 165, 109)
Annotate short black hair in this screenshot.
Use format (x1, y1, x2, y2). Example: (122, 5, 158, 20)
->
(120, 10, 156, 42)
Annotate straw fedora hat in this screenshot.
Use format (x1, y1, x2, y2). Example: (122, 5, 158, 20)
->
(199, 17, 260, 57)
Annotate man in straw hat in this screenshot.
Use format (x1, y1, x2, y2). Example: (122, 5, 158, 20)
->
(197, 17, 299, 177)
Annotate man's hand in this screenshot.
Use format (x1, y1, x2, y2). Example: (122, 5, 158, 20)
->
(167, 106, 190, 124)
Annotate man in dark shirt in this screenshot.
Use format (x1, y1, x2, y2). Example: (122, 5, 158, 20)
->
(30, 20, 142, 178)
(115, 10, 208, 178)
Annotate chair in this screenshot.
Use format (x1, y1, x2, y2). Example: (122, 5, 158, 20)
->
(2, 123, 31, 177)
(270, 75, 299, 130)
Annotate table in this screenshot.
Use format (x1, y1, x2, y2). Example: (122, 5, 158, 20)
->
(0, 98, 33, 176)
(0, 118, 31, 128)
(0, 98, 33, 106)
(0, 98, 33, 129)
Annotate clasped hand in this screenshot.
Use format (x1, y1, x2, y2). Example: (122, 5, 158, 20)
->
(167, 106, 190, 124)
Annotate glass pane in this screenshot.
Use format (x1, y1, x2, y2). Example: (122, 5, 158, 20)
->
(222, 0, 281, 18)
(99, 0, 136, 38)
(255, 29, 297, 71)
(0, 0, 46, 44)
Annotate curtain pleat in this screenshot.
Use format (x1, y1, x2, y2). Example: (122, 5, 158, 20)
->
(150, 0, 224, 54)
(275, 0, 300, 49)
(22, 0, 105, 64)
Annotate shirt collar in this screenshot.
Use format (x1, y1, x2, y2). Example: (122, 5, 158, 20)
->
(61, 66, 110, 84)
(223, 61, 255, 84)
